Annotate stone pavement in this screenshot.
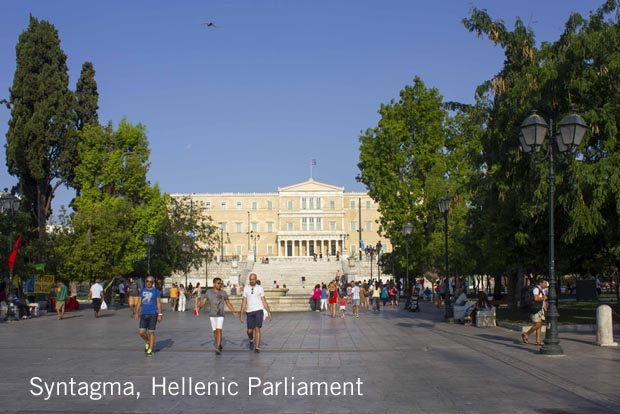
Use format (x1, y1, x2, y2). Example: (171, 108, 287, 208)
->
(1, 301, 619, 414)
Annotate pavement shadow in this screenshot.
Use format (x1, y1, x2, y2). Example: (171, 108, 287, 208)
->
(156, 338, 174, 351)
(58, 315, 83, 320)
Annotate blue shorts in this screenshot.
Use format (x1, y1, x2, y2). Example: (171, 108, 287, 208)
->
(139, 314, 158, 332)
(246, 310, 264, 330)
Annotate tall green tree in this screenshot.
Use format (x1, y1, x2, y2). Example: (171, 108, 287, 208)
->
(75, 62, 99, 131)
(5, 15, 77, 239)
(357, 77, 450, 276)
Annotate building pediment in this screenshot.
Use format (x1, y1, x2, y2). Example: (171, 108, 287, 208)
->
(278, 179, 344, 193)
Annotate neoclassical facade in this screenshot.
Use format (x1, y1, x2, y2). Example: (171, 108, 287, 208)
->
(172, 179, 389, 260)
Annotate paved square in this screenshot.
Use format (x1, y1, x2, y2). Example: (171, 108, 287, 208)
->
(1, 302, 619, 413)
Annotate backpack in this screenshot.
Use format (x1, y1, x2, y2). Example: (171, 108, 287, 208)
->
(520, 285, 542, 313)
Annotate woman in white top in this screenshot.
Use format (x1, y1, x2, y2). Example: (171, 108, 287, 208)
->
(178, 284, 187, 312)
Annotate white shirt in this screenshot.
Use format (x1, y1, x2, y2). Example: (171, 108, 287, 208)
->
(352, 285, 360, 300)
(243, 284, 265, 313)
(90, 283, 104, 299)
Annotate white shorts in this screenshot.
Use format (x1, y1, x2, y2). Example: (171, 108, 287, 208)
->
(210, 316, 224, 330)
(339, 305, 346, 310)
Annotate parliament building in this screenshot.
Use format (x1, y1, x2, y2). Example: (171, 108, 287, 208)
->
(173, 179, 390, 260)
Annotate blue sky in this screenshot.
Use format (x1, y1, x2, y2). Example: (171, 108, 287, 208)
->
(0, 0, 604, 214)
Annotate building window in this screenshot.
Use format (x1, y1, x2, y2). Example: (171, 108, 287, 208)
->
(350, 244, 356, 254)
(365, 221, 372, 232)
(366, 200, 372, 209)
(309, 197, 315, 209)
(220, 222, 227, 232)
(251, 222, 258, 232)
(236, 201, 242, 210)
(329, 221, 336, 231)
(301, 197, 307, 210)
(236, 245, 242, 255)
(267, 222, 273, 233)
(287, 222, 294, 231)
(329, 200, 335, 210)
(317, 197, 322, 209)
(350, 221, 357, 231)
(287, 200, 293, 210)
(205, 201, 211, 210)
(220, 201, 227, 210)
(350, 200, 356, 210)
(301, 218, 308, 231)
(252, 201, 257, 210)
(236, 223, 243, 233)
(309, 217, 315, 231)
(267, 201, 273, 210)
(267, 245, 273, 255)
(316, 218, 322, 231)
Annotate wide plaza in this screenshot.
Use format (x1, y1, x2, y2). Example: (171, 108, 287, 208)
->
(1, 301, 619, 414)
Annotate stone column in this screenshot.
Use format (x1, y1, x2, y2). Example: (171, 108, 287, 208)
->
(596, 304, 618, 347)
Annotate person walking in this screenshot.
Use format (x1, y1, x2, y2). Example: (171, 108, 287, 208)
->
(351, 281, 360, 317)
(169, 283, 178, 312)
(522, 280, 548, 346)
(87, 279, 104, 318)
(372, 281, 381, 312)
(134, 276, 162, 357)
(127, 277, 140, 318)
(203, 277, 238, 355)
(240, 273, 272, 353)
(55, 280, 68, 320)
(311, 284, 321, 312)
(328, 281, 339, 318)
(320, 283, 328, 312)
(118, 280, 126, 306)
(178, 284, 187, 312)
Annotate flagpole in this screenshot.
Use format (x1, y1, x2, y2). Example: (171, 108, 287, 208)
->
(310, 160, 313, 179)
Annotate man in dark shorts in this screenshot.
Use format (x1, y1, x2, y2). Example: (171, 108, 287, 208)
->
(134, 276, 162, 357)
(203, 277, 238, 355)
(240, 273, 272, 353)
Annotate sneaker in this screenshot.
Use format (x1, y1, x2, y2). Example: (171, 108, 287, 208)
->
(248, 340, 254, 350)
(146, 349, 153, 357)
(145, 343, 150, 354)
(218, 345, 223, 352)
(215, 348, 221, 355)
(193, 309, 199, 316)
(254, 347, 261, 354)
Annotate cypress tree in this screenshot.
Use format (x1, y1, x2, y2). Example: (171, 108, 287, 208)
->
(75, 61, 99, 131)
(5, 15, 77, 237)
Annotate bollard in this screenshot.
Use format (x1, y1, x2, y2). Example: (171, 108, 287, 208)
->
(596, 305, 618, 347)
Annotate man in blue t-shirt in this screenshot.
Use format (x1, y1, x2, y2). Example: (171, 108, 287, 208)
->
(134, 276, 162, 356)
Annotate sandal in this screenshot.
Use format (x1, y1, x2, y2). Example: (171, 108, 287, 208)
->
(521, 333, 529, 344)
(535, 342, 543, 346)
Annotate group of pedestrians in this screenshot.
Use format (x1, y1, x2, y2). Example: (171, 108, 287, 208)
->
(311, 278, 400, 318)
(114, 272, 272, 357)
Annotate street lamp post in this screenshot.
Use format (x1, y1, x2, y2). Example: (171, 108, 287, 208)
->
(401, 223, 413, 296)
(182, 243, 191, 287)
(519, 109, 587, 356)
(376, 241, 382, 278)
(219, 224, 224, 263)
(1, 189, 20, 305)
(143, 234, 155, 276)
(205, 246, 213, 286)
(364, 245, 376, 280)
(438, 193, 452, 320)
(250, 231, 260, 262)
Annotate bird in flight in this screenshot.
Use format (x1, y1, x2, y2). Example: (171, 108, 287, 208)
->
(201, 22, 220, 28)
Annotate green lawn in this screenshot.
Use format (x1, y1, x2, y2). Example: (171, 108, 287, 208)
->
(496, 300, 620, 325)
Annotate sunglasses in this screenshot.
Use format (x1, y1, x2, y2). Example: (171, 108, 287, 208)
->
(215, 282, 222, 285)
(146, 280, 154, 283)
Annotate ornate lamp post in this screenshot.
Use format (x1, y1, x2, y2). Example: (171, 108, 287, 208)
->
(143, 234, 155, 276)
(250, 231, 260, 262)
(376, 241, 382, 278)
(364, 245, 376, 280)
(1, 189, 20, 303)
(205, 246, 213, 286)
(401, 222, 413, 296)
(519, 109, 587, 356)
(438, 193, 452, 320)
(182, 243, 191, 287)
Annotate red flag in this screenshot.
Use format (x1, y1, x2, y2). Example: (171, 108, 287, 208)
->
(8, 234, 21, 270)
